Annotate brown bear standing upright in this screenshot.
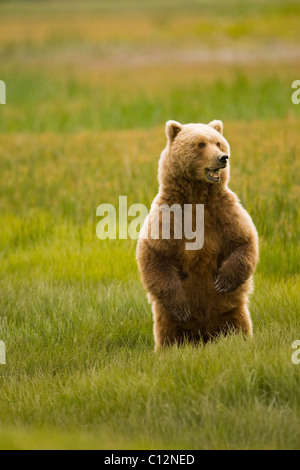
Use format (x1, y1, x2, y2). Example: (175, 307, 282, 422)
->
(137, 120, 259, 350)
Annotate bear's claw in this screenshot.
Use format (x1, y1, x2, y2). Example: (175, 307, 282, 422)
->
(214, 278, 232, 294)
(174, 304, 192, 323)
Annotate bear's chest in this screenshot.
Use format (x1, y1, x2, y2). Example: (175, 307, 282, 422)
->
(182, 209, 222, 273)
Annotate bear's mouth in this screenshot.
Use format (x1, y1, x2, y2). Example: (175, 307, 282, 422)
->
(205, 168, 222, 183)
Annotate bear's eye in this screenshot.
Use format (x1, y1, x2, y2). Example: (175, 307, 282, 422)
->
(216, 142, 221, 148)
(198, 142, 206, 149)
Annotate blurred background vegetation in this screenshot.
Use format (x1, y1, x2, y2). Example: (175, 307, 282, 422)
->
(0, 0, 299, 450)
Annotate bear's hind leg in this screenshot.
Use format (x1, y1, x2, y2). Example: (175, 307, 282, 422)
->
(152, 302, 187, 351)
(216, 305, 253, 338)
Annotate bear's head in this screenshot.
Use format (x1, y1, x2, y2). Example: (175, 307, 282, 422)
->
(160, 120, 230, 186)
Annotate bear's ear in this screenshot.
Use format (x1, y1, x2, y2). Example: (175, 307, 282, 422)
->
(208, 120, 223, 135)
(165, 120, 182, 142)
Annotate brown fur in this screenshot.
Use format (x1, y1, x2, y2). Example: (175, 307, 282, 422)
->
(136, 120, 259, 350)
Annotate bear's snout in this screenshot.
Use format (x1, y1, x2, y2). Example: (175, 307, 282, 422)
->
(217, 154, 229, 166)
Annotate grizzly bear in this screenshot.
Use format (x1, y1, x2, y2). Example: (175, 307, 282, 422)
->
(136, 120, 259, 350)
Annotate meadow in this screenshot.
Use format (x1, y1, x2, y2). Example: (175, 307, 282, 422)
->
(0, 0, 299, 450)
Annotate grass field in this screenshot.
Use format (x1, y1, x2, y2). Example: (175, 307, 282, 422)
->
(0, 0, 300, 450)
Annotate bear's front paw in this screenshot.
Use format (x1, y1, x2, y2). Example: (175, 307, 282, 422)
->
(214, 275, 240, 294)
(175, 303, 192, 323)
(167, 302, 191, 323)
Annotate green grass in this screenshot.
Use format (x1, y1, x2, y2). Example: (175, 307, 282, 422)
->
(0, 278, 299, 449)
(1, 69, 299, 133)
(0, 0, 300, 450)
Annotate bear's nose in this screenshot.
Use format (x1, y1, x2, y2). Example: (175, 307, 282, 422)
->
(218, 154, 229, 165)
